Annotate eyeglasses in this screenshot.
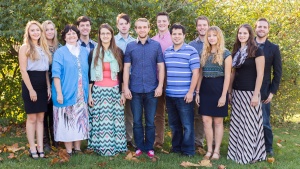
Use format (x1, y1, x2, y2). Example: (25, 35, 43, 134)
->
(100, 32, 111, 36)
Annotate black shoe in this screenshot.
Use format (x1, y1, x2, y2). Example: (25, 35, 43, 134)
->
(44, 144, 51, 152)
(181, 153, 194, 157)
(170, 149, 181, 154)
(29, 150, 39, 159)
(127, 141, 137, 149)
(267, 151, 274, 157)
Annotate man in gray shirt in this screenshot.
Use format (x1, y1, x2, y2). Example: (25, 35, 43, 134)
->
(189, 16, 210, 149)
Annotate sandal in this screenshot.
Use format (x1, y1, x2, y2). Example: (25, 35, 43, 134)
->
(211, 152, 220, 160)
(203, 151, 212, 160)
(29, 150, 39, 159)
(38, 151, 45, 158)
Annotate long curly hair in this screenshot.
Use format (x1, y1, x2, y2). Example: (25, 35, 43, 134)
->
(23, 20, 51, 63)
(94, 23, 123, 71)
(201, 26, 225, 66)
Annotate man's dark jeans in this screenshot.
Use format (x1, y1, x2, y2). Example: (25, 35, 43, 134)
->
(262, 102, 273, 153)
(131, 91, 157, 152)
(166, 96, 195, 155)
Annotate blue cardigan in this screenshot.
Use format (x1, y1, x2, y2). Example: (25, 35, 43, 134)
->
(52, 46, 89, 107)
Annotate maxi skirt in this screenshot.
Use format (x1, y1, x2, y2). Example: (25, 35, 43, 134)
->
(88, 85, 127, 156)
(227, 89, 266, 164)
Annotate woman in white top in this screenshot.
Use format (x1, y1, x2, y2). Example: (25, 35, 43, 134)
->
(19, 20, 52, 159)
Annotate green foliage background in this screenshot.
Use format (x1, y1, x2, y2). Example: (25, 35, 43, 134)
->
(1, 0, 299, 123)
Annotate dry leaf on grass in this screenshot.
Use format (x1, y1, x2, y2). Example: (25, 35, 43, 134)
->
(51, 158, 60, 165)
(161, 149, 169, 154)
(199, 159, 212, 167)
(58, 149, 70, 163)
(218, 164, 226, 169)
(125, 151, 140, 162)
(98, 162, 107, 167)
(276, 143, 283, 147)
(267, 157, 275, 164)
(295, 143, 300, 147)
(0, 157, 3, 162)
(6, 143, 25, 153)
(180, 161, 201, 168)
(283, 131, 289, 134)
(167, 132, 172, 137)
(7, 153, 16, 159)
(125, 151, 133, 160)
(196, 147, 206, 155)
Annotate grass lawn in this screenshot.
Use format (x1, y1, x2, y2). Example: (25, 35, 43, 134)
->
(0, 122, 299, 169)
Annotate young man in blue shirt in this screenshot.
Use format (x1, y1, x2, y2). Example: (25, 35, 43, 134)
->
(123, 18, 165, 158)
(165, 23, 200, 156)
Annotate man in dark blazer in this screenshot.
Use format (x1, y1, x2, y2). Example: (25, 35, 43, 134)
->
(255, 18, 282, 157)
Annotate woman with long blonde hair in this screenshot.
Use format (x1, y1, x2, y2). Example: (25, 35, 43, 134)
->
(19, 20, 52, 159)
(41, 20, 61, 151)
(195, 26, 232, 160)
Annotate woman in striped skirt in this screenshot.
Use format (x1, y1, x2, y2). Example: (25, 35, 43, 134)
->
(88, 23, 127, 156)
(227, 24, 266, 164)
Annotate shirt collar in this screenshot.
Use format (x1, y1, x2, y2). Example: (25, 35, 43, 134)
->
(195, 37, 203, 43)
(136, 36, 151, 44)
(170, 43, 187, 51)
(78, 39, 93, 46)
(157, 31, 171, 40)
(116, 32, 134, 41)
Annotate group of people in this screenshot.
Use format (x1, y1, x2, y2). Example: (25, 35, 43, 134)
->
(19, 12, 282, 165)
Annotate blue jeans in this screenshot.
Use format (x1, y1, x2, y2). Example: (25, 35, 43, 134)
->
(262, 102, 273, 152)
(166, 96, 195, 155)
(131, 91, 158, 152)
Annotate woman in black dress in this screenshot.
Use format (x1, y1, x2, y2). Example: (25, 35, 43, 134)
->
(19, 21, 52, 158)
(227, 24, 266, 164)
(195, 26, 232, 160)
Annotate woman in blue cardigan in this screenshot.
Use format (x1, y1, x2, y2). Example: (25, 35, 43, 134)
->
(52, 24, 89, 156)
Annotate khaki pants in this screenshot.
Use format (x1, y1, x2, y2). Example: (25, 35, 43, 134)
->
(154, 92, 166, 146)
(124, 100, 133, 142)
(194, 103, 205, 147)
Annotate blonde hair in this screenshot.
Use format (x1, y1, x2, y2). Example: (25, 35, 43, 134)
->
(23, 20, 51, 63)
(42, 20, 59, 52)
(201, 26, 225, 66)
(134, 18, 150, 28)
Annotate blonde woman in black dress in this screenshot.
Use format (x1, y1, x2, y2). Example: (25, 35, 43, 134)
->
(19, 20, 52, 159)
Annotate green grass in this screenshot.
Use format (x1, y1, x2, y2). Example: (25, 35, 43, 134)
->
(1, 122, 300, 169)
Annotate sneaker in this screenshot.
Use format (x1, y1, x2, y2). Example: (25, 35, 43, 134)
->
(135, 149, 142, 157)
(147, 150, 155, 158)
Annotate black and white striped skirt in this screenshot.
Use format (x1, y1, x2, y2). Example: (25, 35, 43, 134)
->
(227, 89, 266, 164)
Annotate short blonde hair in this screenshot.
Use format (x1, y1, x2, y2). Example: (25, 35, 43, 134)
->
(134, 18, 150, 28)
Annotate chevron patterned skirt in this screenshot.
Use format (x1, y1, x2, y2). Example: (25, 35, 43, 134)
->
(227, 89, 266, 164)
(88, 85, 127, 156)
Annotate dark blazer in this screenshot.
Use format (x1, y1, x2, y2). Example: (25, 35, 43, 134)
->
(88, 48, 124, 93)
(260, 39, 282, 100)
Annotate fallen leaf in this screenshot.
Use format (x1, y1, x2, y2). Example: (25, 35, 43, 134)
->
(125, 151, 133, 160)
(267, 157, 275, 164)
(51, 158, 60, 165)
(161, 149, 169, 154)
(295, 143, 300, 147)
(167, 132, 172, 137)
(0, 157, 3, 162)
(109, 157, 114, 160)
(196, 147, 206, 155)
(218, 164, 226, 169)
(98, 162, 107, 167)
(84, 149, 94, 154)
(6, 143, 25, 153)
(180, 161, 201, 168)
(276, 143, 283, 147)
(58, 149, 70, 163)
(7, 153, 16, 159)
(199, 159, 212, 167)
(283, 131, 289, 134)
(132, 157, 140, 162)
(277, 139, 282, 143)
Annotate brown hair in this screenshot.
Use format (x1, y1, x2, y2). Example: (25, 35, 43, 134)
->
(116, 13, 130, 24)
(94, 23, 123, 71)
(195, 16, 210, 26)
(232, 24, 258, 58)
(156, 12, 169, 21)
(255, 18, 270, 28)
(135, 18, 150, 28)
(76, 16, 92, 26)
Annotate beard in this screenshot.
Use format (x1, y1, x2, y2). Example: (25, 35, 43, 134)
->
(256, 32, 267, 38)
